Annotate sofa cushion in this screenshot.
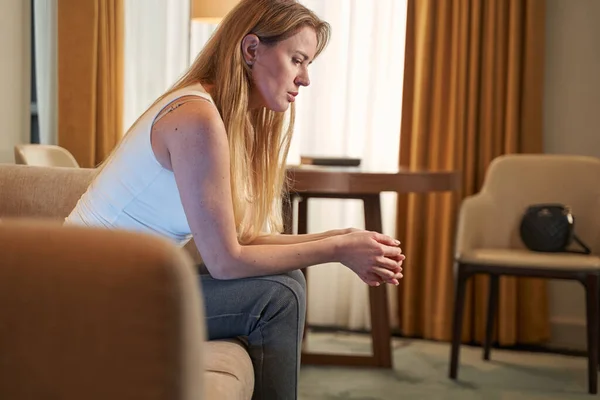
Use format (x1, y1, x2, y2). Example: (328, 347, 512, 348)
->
(0, 164, 208, 265)
(0, 164, 94, 219)
(204, 340, 255, 400)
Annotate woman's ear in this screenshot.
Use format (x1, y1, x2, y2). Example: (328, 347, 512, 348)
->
(241, 34, 260, 67)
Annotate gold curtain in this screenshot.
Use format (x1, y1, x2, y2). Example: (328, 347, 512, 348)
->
(58, 0, 124, 168)
(396, 0, 548, 345)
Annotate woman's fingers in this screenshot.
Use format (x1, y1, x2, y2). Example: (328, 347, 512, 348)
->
(371, 232, 400, 247)
(370, 277, 401, 286)
(372, 266, 395, 280)
(382, 244, 405, 259)
(376, 255, 404, 271)
(368, 268, 403, 286)
(364, 271, 382, 286)
(376, 243, 405, 275)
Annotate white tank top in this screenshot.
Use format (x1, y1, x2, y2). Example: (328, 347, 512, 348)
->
(64, 83, 214, 247)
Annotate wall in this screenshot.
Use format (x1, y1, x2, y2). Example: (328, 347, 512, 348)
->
(544, 0, 600, 351)
(0, 0, 30, 163)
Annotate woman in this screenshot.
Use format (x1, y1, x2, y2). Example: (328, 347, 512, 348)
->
(65, 0, 405, 398)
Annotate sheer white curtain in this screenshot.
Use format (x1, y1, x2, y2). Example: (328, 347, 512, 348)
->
(190, 21, 219, 59)
(33, 0, 58, 145)
(123, 0, 190, 134)
(290, 0, 407, 330)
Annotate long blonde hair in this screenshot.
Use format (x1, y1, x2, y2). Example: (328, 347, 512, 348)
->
(138, 0, 330, 244)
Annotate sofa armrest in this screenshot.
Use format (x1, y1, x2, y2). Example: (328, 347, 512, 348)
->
(0, 220, 205, 400)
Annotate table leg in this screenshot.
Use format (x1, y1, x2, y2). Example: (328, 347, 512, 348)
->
(282, 194, 293, 235)
(297, 196, 309, 343)
(295, 193, 393, 368)
(363, 194, 393, 368)
(297, 196, 308, 236)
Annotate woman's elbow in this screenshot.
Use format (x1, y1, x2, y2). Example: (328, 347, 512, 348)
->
(203, 247, 244, 280)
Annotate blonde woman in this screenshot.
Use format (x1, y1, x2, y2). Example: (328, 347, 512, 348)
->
(65, 0, 405, 397)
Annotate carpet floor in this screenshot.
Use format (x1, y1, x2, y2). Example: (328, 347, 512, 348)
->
(299, 332, 594, 399)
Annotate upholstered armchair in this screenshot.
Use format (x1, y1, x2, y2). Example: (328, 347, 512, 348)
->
(449, 154, 600, 394)
(14, 144, 80, 168)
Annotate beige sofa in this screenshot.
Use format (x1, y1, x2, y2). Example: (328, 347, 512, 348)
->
(0, 164, 254, 399)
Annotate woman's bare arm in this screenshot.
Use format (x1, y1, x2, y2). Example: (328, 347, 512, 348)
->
(158, 101, 403, 282)
(249, 229, 359, 246)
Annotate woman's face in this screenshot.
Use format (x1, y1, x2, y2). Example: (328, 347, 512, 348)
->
(243, 26, 318, 112)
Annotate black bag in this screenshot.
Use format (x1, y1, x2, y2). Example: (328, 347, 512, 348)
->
(519, 203, 591, 254)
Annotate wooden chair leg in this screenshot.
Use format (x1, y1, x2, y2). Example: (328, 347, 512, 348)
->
(483, 274, 499, 361)
(584, 273, 599, 394)
(449, 263, 470, 379)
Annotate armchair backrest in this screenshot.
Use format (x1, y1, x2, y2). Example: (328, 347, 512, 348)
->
(14, 144, 80, 168)
(476, 154, 600, 251)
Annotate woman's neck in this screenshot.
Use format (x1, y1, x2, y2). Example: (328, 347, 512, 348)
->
(200, 82, 215, 98)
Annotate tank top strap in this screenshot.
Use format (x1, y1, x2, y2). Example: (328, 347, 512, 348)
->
(175, 83, 214, 104)
(152, 83, 215, 124)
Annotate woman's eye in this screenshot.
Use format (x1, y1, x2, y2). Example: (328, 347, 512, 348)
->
(293, 58, 302, 65)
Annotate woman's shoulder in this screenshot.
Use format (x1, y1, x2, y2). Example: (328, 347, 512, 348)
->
(175, 82, 215, 104)
(154, 82, 219, 126)
(151, 92, 226, 170)
(154, 94, 225, 141)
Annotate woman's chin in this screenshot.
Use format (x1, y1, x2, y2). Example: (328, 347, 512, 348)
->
(266, 103, 290, 113)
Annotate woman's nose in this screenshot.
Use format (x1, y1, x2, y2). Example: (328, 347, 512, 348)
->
(295, 72, 310, 87)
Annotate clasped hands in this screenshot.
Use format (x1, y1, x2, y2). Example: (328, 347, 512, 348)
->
(333, 227, 405, 287)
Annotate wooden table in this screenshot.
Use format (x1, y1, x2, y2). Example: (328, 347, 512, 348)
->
(283, 165, 461, 368)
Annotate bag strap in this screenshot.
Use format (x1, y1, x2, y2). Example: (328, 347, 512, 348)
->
(570, 234, 592, 254)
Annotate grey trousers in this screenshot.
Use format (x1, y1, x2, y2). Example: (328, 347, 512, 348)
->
(199, 270, 307, 400)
